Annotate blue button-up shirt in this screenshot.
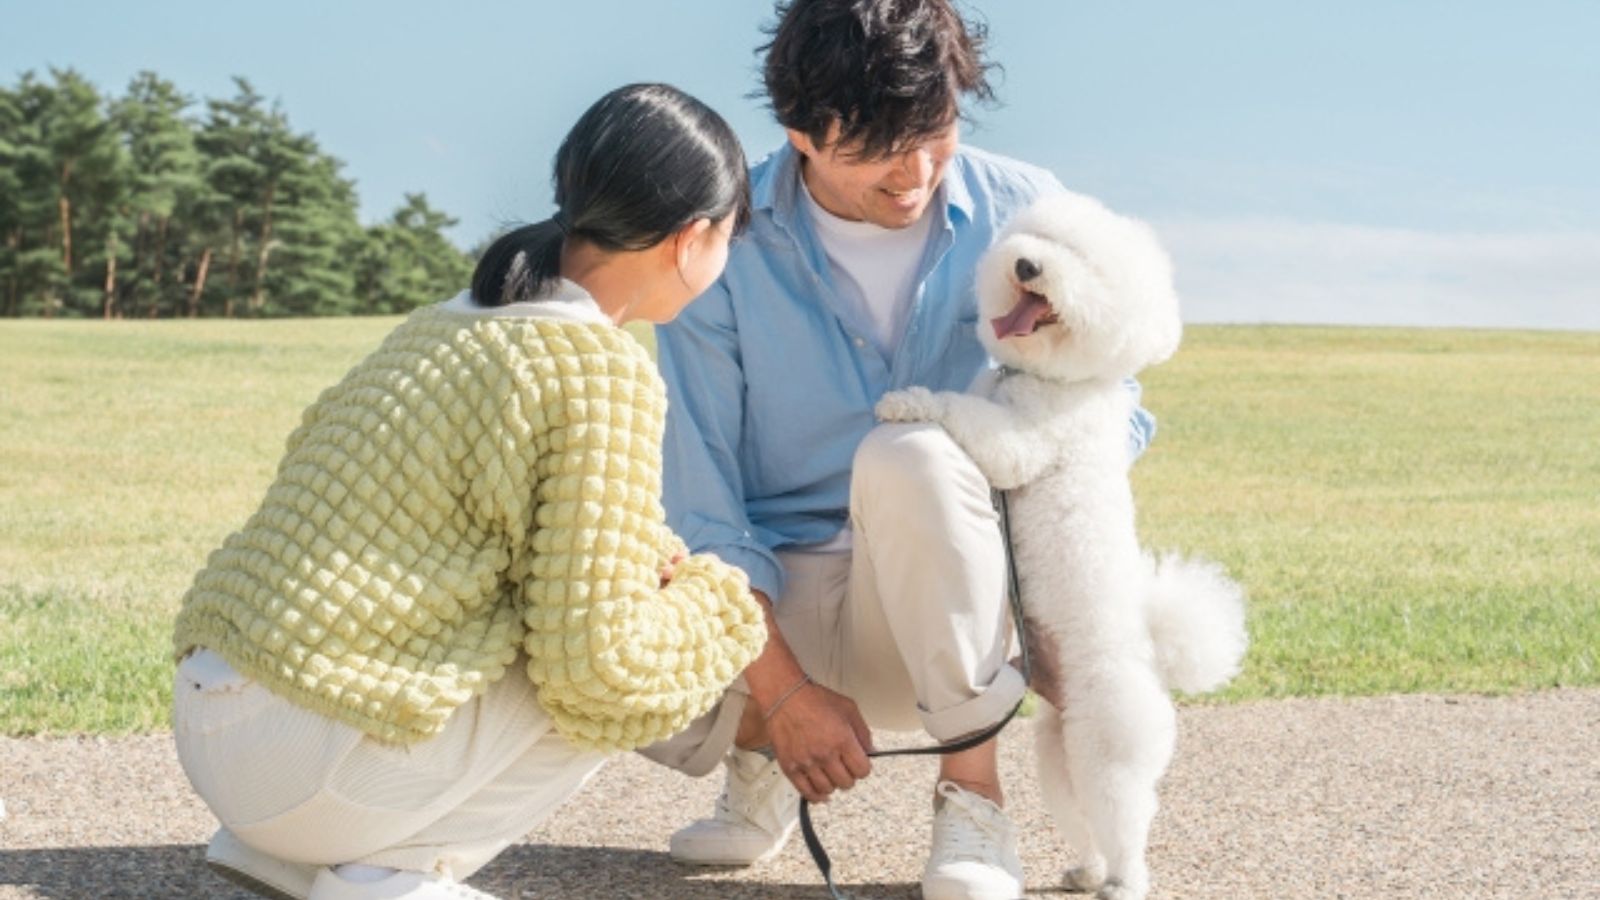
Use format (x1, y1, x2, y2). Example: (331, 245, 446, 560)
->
(656, 143, 1156, 601)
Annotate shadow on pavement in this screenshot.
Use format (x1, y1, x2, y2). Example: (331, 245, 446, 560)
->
(484, 844, 919, 898)
(0, 844, 920, 899)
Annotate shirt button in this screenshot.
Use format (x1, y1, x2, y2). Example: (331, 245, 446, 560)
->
(854, 337, 866, 348)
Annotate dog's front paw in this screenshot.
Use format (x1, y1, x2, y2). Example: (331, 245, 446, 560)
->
(875, 386, 940, 423)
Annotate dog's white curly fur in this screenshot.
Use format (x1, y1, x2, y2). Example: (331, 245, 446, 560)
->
(876, 191, 1247, 900)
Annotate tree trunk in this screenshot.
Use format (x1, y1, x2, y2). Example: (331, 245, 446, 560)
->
(250, 180, 276, 313)
(132, 212, 149, 316)
(43, 218, 57, 316)
(4, 229, 18, 317)
(225, 208, 242, 317)
(152, 216, 169, 317)
(59, 159, 74, 276)
(59, 195, 73, 276)
(103, 230, 118, 319)
(189, 247, 211, 318)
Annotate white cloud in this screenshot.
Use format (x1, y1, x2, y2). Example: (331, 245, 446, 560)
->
(1152, 218, 1600, 331)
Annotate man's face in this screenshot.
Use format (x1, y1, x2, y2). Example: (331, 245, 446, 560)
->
(789, 122, 959, 229)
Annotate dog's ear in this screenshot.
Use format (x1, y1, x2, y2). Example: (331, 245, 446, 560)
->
(1035, 192, 1184, 374)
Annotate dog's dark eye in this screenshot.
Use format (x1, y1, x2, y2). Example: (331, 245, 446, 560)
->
(1015, 257, 1043, 282)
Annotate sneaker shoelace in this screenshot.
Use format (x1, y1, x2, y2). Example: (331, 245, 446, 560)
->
(714, 751, 790, 828)
(934, 783, 1013, 863)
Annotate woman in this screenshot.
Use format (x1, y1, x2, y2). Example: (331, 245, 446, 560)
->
(172, 83, 765, 900)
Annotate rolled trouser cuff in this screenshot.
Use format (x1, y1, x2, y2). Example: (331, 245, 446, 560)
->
(919, 662, 1027, 743)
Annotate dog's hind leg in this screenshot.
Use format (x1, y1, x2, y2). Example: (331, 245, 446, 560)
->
(1066, 669, 1173, 900)
(1080, 773, 1157, 900)
(1035, 704, 1106, 893)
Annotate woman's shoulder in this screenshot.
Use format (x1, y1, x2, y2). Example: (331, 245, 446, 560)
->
(376, 293, 656, 404)
(403, 293, 631, 354)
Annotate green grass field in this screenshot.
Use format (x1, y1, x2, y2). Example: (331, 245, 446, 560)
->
(2, 319, 1596, 734)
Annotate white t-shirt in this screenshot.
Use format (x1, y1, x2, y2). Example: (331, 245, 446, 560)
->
(800, 180, 938, 553)
(801, 179, 937, 358)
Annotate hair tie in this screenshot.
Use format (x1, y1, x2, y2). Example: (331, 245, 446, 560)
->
(552, 211, 574, 237)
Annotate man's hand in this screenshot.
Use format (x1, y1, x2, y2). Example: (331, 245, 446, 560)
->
(738, 589, 875, 803)
(764, 681, 873, 803)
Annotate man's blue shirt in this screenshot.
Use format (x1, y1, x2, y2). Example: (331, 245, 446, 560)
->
(655, 143, 1156, 601)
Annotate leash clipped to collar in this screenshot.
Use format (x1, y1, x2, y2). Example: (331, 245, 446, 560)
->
(798, 489, 1031, 900)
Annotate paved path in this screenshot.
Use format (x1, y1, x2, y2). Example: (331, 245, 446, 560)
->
(2, 690, 1596, 899)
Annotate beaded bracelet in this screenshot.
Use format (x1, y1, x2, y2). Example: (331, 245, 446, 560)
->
(762, 673, 814, 722)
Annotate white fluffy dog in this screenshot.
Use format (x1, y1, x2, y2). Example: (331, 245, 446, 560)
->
(876, 192, 1248, 900)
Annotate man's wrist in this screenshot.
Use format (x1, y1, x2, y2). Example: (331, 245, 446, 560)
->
(761, 673, 814, 721)
(742, 590, 809, 707)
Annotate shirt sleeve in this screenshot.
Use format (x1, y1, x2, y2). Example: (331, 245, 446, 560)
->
(518, 344, 766, 752)
(990, 154, 1069, 216)
(1030, 165, 1069, 198)
(1123, 377, 1157, 462)
(654, 279, 787, 601)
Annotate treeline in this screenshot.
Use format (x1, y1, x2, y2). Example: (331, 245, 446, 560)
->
(0, 69, 474, 318)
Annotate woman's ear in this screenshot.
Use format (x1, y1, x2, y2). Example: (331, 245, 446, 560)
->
(674, 217, 714, 279)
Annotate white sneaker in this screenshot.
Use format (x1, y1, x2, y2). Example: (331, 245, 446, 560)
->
(206, 828, 317, 900)
(307, 868, 499, 900)
(921, 781, 1025, 900)
(668, 747, 799, 865)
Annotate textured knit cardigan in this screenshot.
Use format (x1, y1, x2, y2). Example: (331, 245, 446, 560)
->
(174, 294, 766, 750)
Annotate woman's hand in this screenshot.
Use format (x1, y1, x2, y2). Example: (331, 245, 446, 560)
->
(659, 551, 686, 587)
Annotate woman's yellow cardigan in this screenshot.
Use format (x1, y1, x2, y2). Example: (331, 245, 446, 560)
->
(174, 301, 765, 751)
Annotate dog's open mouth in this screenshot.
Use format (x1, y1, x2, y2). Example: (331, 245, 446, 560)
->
(991, 289, 1061, 340)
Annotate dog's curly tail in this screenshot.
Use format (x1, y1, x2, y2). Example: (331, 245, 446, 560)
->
(1144, 553, 1249, 694)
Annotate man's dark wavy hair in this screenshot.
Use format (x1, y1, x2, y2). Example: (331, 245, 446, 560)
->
(760, 0, 996, 160)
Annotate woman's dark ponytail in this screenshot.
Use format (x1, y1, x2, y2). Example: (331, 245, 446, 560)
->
(470, 83, 750, 307)
(470, 220, 566, 306)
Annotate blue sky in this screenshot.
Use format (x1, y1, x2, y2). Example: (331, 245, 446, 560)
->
(5, 0, 1597, 328)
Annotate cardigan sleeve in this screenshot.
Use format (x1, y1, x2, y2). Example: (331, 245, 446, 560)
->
(518, 342, 766, 752)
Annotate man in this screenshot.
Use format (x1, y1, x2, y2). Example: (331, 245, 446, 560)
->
(641, 2, 1155, 898)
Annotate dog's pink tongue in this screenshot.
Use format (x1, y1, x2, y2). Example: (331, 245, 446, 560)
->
(991, 292, 1053, 340)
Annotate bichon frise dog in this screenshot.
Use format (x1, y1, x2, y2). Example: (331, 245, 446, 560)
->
(875, 192, 1248, 900)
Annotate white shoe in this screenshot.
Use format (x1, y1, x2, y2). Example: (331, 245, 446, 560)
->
(921, 781, 1025, 900)
(668, 747, 799, 865)
(307, 868, 499, 900)
(206, 828, 317, 900)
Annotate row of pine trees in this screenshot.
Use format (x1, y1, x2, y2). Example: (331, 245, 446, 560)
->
(0, 69, 475, 318)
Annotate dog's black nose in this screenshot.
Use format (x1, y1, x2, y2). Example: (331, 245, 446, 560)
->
(1014, 257, 1042, 282)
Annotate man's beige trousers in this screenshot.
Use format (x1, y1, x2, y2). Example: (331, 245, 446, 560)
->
(643, 422, 1026, 775)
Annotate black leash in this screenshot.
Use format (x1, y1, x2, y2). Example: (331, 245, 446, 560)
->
(798, 489, 1030, 900)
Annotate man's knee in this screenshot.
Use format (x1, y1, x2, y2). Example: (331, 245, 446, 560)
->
(853, 423, 986, 513)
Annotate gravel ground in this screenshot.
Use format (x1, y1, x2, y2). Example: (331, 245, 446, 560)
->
(2, 689, 1596, 899)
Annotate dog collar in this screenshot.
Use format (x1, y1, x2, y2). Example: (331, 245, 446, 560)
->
(995, 363, 1076, 386)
